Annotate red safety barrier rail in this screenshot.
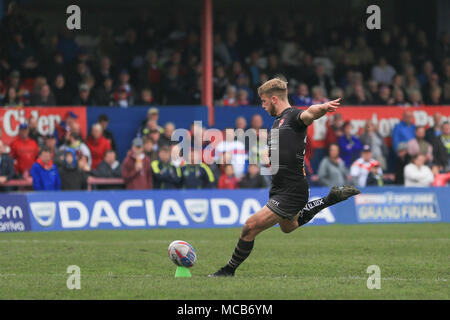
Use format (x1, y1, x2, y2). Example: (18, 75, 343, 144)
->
(2, 178, 33, 190)
(0, 177, 125, 191)
(87, 177, 124, 191)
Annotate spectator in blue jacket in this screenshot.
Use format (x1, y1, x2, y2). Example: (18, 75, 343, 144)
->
(392, 110, 416, 151)
(338, 121, 363, 168)
(291, 83, 313, 106)
(30, 147, 61, 191)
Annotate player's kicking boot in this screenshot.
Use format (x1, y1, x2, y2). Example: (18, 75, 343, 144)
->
(208, 266, 235, 277)
(297, 185, 360, 226)
(209, 237, 254, 277)
(328, 185, 360, 203)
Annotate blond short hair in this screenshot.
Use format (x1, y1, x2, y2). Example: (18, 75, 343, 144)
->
(257, 78, 288, 100)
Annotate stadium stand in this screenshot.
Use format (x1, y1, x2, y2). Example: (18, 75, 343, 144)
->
(0, 2, 449, 192)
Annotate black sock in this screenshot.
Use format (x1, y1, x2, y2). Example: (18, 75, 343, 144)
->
(297, 196, 329, 227)
(224, 238, 254, 273)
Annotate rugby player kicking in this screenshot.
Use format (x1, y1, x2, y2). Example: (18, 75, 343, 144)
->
(209, 78, 360, 277)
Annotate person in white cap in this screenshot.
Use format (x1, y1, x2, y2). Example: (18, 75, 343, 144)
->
(350, 145, 383, 187)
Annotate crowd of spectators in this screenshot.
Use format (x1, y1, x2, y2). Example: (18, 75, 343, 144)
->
(0, 108, 273, 191)
(316, 110, 450, 188)
(0, 105, 449, 191)
(0, 4, 449, 108)
(0, 4, 449, 191)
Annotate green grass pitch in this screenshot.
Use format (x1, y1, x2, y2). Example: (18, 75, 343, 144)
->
(0, 224, 448, 299)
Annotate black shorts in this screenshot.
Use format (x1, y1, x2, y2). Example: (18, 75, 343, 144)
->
(266, 177, 310, 220)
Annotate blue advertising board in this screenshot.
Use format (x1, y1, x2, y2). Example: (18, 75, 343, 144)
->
(87, 106, 209, 160)
(213, 106, 274, 130)
(86, 105, 276, 161)
(0, 187, 448, 232)
(0, 194, 32, 232)
(24, 188, 339, 232)
(354, 188, 442, 223)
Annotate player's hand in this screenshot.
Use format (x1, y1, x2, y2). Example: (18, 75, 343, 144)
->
(323, 98, 341, 112)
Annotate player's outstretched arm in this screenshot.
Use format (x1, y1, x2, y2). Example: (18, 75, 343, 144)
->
(300, 98, 341, 126)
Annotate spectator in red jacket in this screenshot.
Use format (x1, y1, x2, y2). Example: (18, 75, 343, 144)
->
(218, 164, 239, 189)
(222, 86, 237, 106)
(324, 113, 344, 147)
(121, 137, 153, 190)
(86, 123, 111, 170)
(10, 123, 39, 177)
(54, 111, 79, 146)
(236, 89, 249, 106)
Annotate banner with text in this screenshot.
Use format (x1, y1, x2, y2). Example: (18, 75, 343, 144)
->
(0, 194, 32, 232)
(305, 106, 450, 149)
(0, 106, 87, 145)
(0, 186, 448, 232)
(23, 188, 341, 231)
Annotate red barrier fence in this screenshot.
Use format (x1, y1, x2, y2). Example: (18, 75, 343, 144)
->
(0, 177, 124, 191)
(86, 177, 124, 190)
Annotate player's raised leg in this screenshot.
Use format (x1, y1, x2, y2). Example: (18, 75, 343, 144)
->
(279, 185, 361, 233)
(208, 206, 282, 277)
(297, 185, 360, 227)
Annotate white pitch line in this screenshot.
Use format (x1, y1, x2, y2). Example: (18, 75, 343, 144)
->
(0, 239, 205, 245)
(1, 238, 448, 244)
(0, 274, 447, 282)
